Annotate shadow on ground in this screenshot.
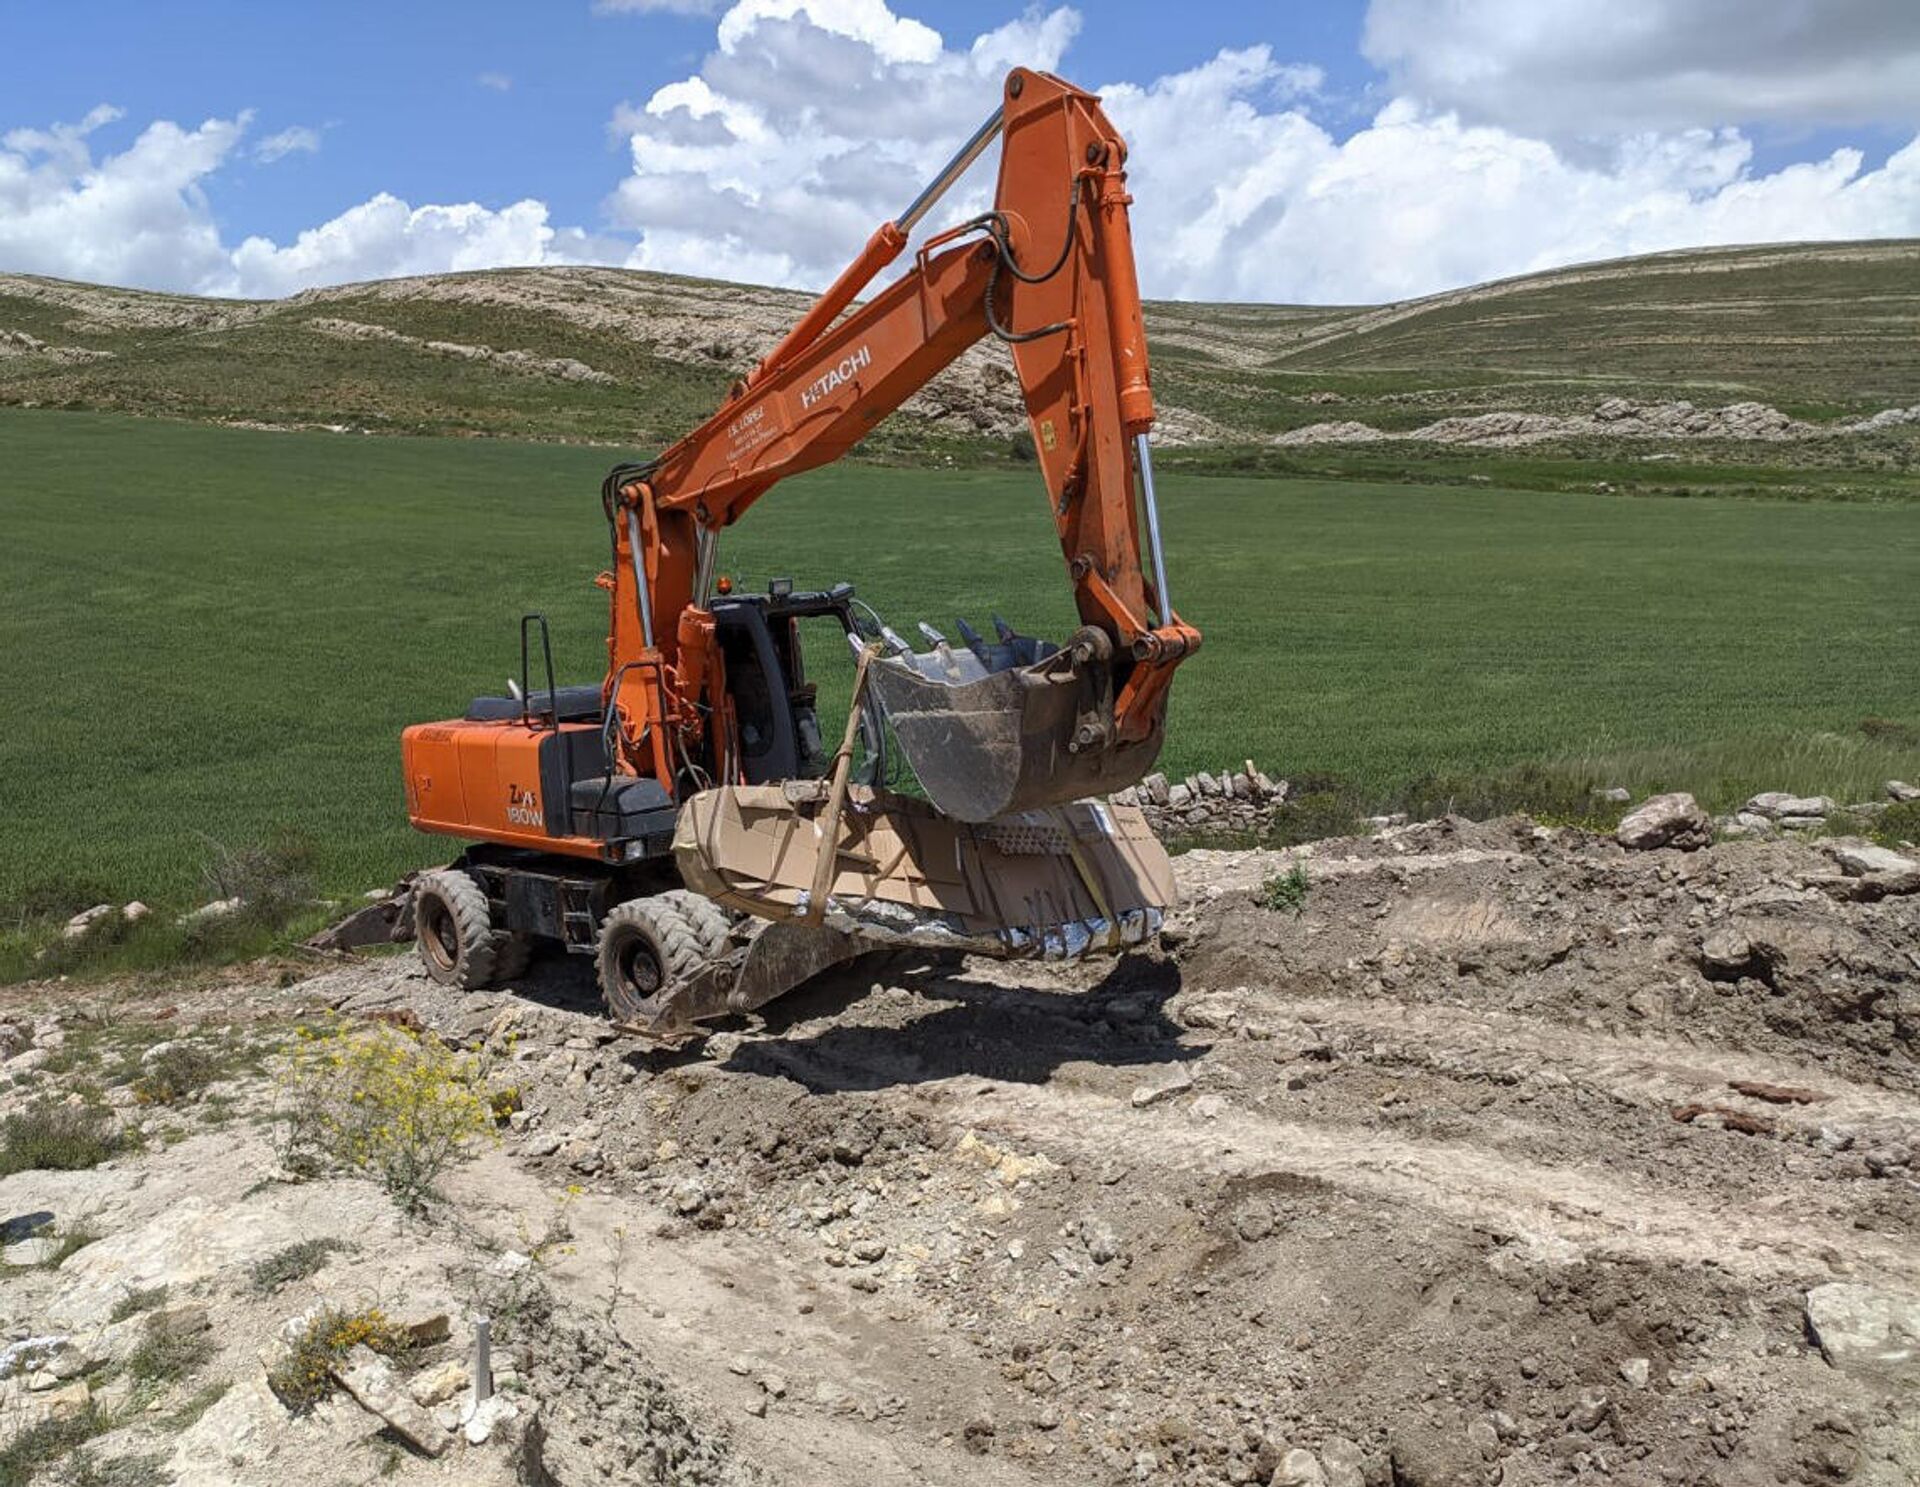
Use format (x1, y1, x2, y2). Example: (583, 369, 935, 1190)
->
(718, 951, 1199, 1093)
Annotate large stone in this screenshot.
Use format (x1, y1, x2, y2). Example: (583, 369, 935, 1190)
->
(392, 1303, 452, 1346)
(1129, 1068, 1195, 1108)
(1805, 1283, 1920, 1384)
(1319, 1436, 1368, 1487)
(1273, 1447, 1328, 1486)
(1744, 792, 1835, 820)
(1615, 792, 1709, 851)
(169, 1375, 285, 1487)
(1828, 843, 1918, 879)
(1080, 1217, 1121, 1265)
(1886, 780, 1920, 803)
(332, 1344, 452, 1457)
(408, 1359, 470, 1407)
(2, 1236, 64, 1267)
(0, 1338, 66, 1380)
(462, 1392, 520, 1446)
(1166, 783, 1193, 810)
(63, 904, 115, 940)
(1140, 772, 1170, 807)
(1698, 928, 1755, 978)
(54, 1188, 401, 1329)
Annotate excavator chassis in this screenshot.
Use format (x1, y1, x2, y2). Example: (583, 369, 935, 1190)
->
(338, 781, 1175, 1044)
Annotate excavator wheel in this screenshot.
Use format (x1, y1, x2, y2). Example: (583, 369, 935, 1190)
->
(596, 897, 709, 1025)
(658, 889, 734, 959)
(413, 869, 500, 991)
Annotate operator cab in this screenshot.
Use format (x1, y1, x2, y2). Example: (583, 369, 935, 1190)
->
(711, 578, 881, 786)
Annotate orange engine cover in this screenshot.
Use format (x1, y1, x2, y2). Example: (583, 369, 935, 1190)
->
(402, 717, 612, 861)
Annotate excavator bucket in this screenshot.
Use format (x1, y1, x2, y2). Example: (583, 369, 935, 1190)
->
(867, 621, 1167, 823)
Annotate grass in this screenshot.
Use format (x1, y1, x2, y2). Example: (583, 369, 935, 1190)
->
(67, 1453, 167, 1487)
(160, 1381, 229, 1432)
(1877, 800, 1920, 848)
(123, 1325, 215, 1395)
(0, 1404, 114, 1487)
(1258, 865, 1310, 915)
(0, 1103, 123, 1177)
(1, 407, 1916, 952)
(130, 1030, 270, 1107)
(247, 1237, 354, 1295)
(107, 1287, 169, 1324)
(0, 1327, 211, 1485)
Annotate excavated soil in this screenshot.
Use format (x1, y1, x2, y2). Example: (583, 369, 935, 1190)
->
(5, 817, 1917, 1485)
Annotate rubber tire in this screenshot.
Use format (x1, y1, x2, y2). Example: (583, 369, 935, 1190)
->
(660, 890, 733, 958)
(413, 869, 499, 991)
(492, 932, 536, 983)
(596, 897, 708, 1023)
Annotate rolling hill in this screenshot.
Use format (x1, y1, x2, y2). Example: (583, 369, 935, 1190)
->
(2, 239, 1916, 458)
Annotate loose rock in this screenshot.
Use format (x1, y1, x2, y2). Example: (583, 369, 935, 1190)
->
(1616, 792, 1710, 851)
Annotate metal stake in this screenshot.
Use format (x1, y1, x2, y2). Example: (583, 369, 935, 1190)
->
(472, 1315, 493, 1406)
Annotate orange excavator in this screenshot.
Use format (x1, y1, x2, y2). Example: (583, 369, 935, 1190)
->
(398, 68, 1199, 1033)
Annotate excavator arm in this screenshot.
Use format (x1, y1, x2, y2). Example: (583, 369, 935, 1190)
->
(606, 67, 1199, 821)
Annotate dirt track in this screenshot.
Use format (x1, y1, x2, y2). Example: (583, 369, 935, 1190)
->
(5, 816, 1916, 1485)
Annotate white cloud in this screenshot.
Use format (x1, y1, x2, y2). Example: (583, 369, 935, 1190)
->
(225, 196, 573, 298)
(606, 1, 1077, 285)
(1103, 49, 1920, 302)
(603, 3, 1920, 303)
(254, 125, 320, 163)
(476, 72, 513, 92)
(5, 2, 1920, 308)
(1364, 0, 1920, 136)
(0, 105, 591, 298)
(0, 106, 239, 291)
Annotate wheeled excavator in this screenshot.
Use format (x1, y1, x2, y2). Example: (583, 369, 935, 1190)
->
(398, 68, 1200, 1037)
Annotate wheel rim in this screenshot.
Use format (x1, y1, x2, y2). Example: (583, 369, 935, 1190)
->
(420, 896, 460, 973)
(616, 934, 664, 996)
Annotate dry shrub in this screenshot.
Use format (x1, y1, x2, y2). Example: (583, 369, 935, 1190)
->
(276, 1020, 495, 1211)
(266, 1306, 412, 1412)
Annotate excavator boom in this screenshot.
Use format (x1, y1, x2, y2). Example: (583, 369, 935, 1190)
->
(608, 67, 1199, 820)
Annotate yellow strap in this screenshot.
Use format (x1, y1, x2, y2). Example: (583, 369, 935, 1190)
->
(1064, 836, 1123, 951)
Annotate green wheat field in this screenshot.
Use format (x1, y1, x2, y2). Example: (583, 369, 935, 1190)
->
(5, 408, 1916, 925)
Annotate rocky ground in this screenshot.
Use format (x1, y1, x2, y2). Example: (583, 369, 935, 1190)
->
(1273, 398, 1920, 449)
(2, 817, 1917, 1486)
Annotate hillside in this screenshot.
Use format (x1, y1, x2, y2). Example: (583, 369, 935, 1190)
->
(2, 240, 1917, 462)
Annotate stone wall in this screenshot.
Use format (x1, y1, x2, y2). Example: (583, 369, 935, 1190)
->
(1116, 762, 1291, 837)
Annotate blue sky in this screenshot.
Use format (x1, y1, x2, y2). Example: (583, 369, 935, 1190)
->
(3, 1, 1917, 302)
(0, 2, 1375, 244)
